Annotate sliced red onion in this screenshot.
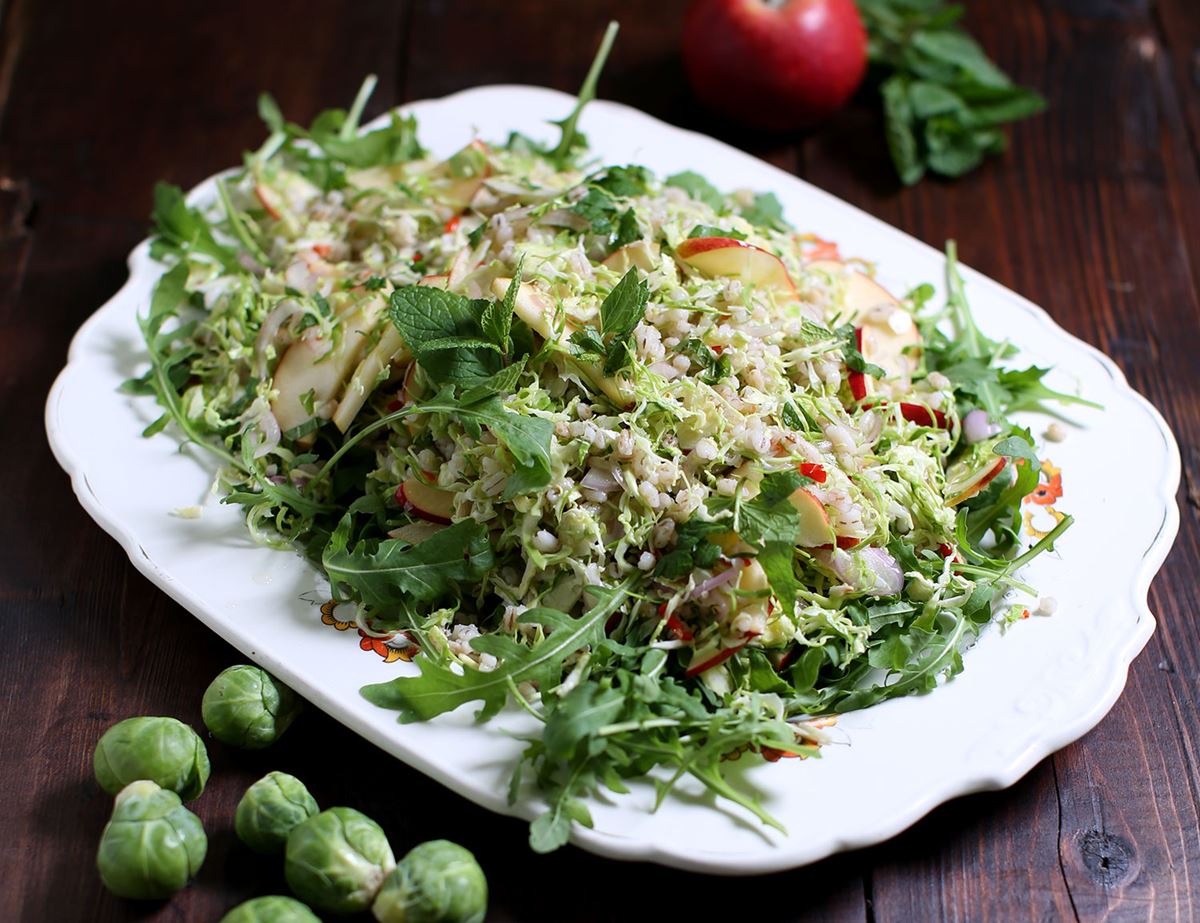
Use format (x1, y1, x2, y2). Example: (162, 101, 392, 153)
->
(388, 520, 448, 544)
(252, 410, 281, 459)
(537, 208, 589, 231)
(815, 547, 903, 597)
(962, 408, 1000, 444)
(688, 562, 742, 600)
(285, 259, 319, 294)
(859, 547, 904, 596)
(580, 466, 621, 492)
(254, 299, 306, 376)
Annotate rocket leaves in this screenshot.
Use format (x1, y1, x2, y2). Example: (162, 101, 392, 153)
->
(323, 516, 493, 609)
(361, 582, 635, 723)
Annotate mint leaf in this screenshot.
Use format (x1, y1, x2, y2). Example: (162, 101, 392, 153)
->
(323, 516, 493, 608)
(571, 186, 621, 237)
(676, 338, 730, 385)
(600, 268, 649, 339)
(687, 224, 745, 241)
(710, 471, 802, 547)
(481, 267, 521, 353)
(597, 268, 649, 376)
(594, 164, 651, 197)
(656, 518, 726, 578)
(612, 209, 641, 250)
(837, 324, 887, 379)
(150, 183, 240, 273)
(388, 286, 501, 384)
(738, 193, 790, 232)
(665, 170, 724, 211)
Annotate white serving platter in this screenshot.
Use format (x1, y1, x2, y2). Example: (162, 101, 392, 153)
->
(46, 85, 1180, 874)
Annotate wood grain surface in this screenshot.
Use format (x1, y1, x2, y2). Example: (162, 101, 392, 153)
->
(2, 1, 1197, 920)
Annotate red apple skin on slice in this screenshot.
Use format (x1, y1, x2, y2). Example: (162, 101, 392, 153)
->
(810, 260, 921, 393)
(676, 237, 796, 293)
(947, 457, 1008, 506)
(398, 476, 455, 524)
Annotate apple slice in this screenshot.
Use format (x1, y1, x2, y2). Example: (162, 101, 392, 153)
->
(490, 278, 633, 408)
(788, 487, 835, 547)
(810, 260, 921, 395)
(397, 476, 454, 524)
(433, 139, 493, 210)
(332, 274, 447, 432)
(389, 520, 448, 544)
(676, 237, 796, 293)
(272, 294, 387, 439)
(946, 457, 1008, 507)
(603, 241, 659, 274)
(685, 632, 757, 678)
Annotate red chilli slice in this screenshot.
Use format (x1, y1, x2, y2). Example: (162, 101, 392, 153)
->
(798, 462, 827, 483)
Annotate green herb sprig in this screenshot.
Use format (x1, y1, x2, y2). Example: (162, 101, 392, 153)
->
(858, 0, 1047, 185)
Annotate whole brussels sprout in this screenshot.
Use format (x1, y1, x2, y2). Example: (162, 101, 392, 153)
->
(235, 771, 319, 855)
(218, 895, 321, 923)
(202, 664, 302, 749)
(93, 716, 210, 800)
(372, 840, 487, 923)
(96, 780, 207, 899)
(285, 807, 395, 914)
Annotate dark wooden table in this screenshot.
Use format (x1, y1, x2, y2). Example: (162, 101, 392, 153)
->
(3, 1, 1197, 919)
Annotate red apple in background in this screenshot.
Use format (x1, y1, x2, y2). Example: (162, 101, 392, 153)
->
(682, 0, 868, 131)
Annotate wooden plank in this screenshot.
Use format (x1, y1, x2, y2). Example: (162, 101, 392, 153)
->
(2, 0, 1197, 919)
(0, 1, 406, 920)
(801, 1, 1200, 919)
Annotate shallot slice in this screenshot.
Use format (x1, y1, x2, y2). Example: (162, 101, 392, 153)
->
(688, 561, 743, 600)
(963, 408, 1001, 444)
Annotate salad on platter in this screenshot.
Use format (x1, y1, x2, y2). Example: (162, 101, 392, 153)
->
(126, 25, 1093, 851)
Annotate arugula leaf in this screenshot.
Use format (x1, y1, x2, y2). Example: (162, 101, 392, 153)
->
(665, 171, 724, 211)
(548, 21, 619, 166)
(418, 392, 554, 499)
(361, 582, 633, 722)
(993, 433, 1038, 467)
(323, 516, 493, 608)
(150, 183, 240, 273)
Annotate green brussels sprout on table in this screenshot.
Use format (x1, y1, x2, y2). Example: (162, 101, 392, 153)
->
(372, 839, 487, 923)
(93, 716, 210, 800)
(218, 894, 322, 923)
(96, 780, 207, 900)
(285, 806, 395, 914)
(202, 664, 303, 749)
(235, 771, 319, 855)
